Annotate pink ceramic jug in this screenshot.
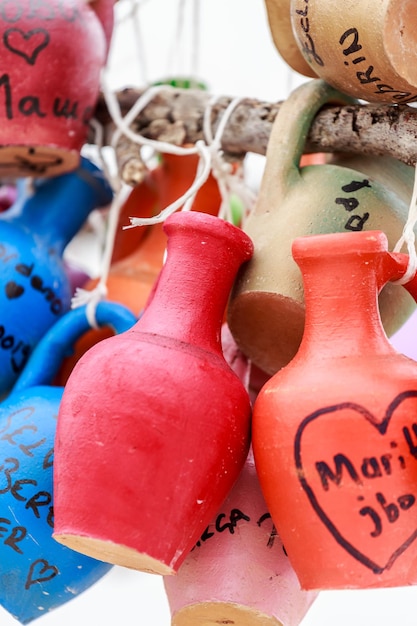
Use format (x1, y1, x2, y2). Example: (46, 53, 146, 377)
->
(53, 210, 254, 576)
(164, 446, 318, 626)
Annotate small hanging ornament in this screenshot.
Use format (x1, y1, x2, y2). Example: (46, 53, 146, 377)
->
(289, 0, 417, 103)
(0, 0, 115, 177)
(0, 300, 136, 624)
(227, 79, 417, 376)
(164, 328, 317, 626)
(53, 210, 253, 576)
(0, 157, 113, 394)
(165, 450, 317, 626)
(252, 229, 417, 590)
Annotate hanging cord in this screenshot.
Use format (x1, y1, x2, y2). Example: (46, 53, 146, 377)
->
(129, 0, 150, 86)
(113, 0, 150, 86)
(101, 74, 256, 228)
(102, 71, 233, 226)
(202, 95, 257, 224)
(393, 163, 417, 284)
(71, 117, 131, 327)
(165, 0, 187, 79)
(71, 185, 131, 327)
(190, 0, 201, 88)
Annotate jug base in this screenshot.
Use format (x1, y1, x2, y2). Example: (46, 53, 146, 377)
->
(171, 601, 284, 626)
(0, 145, 80, 178)
(53, 533, 176, 575)
(228, 291, 304, 375)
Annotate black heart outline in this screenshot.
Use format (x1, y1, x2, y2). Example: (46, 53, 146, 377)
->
(25, 558, 59, 589)
(3, 28, 50, 65)
(294, 390, 417, 574)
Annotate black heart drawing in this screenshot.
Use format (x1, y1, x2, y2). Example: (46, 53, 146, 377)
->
(3, 28, 50, 65)
(294, 390, 417, 574)
(5, 281, 24, 299)
(25, 558, 59, 589)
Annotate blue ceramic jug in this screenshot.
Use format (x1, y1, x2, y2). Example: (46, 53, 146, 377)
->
(0, 301, 136, 624)
(0, 157, 113, 394)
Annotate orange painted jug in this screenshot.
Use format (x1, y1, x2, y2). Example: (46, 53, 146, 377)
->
(53, 210, 253, 576)
(253, 229, 417, 590)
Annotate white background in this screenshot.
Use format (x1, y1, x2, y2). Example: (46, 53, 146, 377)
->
(2, 1, 417, 625)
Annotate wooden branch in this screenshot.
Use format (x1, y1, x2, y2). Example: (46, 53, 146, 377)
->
(92, 87, 417, 182)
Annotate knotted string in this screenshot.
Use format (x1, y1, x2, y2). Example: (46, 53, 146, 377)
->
(202, 94, 256, 224)
(101, 72, 214, 225)
(71, 116, 131, 327)
(393, 163, 417, 284)
(102, 68, 253, 227)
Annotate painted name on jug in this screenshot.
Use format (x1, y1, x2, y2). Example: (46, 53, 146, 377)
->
(0, 405, 58, 588)
(0, 244, 65, 374)
(293, 0, 323, 67)
(193, 509, 283, 553)
(335, 178, 370, 232)
(0, 72, 93, 124)
(339, 27, 417, 103)
(0, 0, 95, 128)
(294, 391, 417, 574)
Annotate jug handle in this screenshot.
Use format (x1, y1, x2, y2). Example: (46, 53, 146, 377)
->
(13, 302, 136, 392)
(254, 79, 355, 213)
(383, 250, 417, 303)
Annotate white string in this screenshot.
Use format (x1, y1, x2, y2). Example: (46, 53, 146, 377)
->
(203, 95, 257, 223)
(71, 184, 132, 325)
(190, 0, 201, 85)
(102, 73, 199, 157)
(102, 71, 255, 227)
(392, 163, 417, 284)
(72, 115, 133, 326)
(166, 0, 187, 78)
(128, 0, 150, 86)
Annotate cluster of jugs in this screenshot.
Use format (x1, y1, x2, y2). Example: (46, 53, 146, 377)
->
(1, 33, 417, 626)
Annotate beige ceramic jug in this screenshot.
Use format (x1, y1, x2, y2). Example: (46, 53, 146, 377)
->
(263, 0, 317, 78)
(228, 79, 416, 376)
(290, 0, 417, 103)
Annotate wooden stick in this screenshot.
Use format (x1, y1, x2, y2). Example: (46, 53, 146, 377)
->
(91, 86, 417, 183)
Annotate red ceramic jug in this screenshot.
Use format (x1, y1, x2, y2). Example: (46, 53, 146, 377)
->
(253, 229, 417, 590)
(164, 446, 317, 626)
(54, 151, 225, 386)
(0, 0, 114, 177)
(53, 210, 254, 576)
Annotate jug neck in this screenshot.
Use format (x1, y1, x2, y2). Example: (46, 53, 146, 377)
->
(294, 231, 399, 359)
(137, 212, 253, 354)
(4, 158, 113, 254)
